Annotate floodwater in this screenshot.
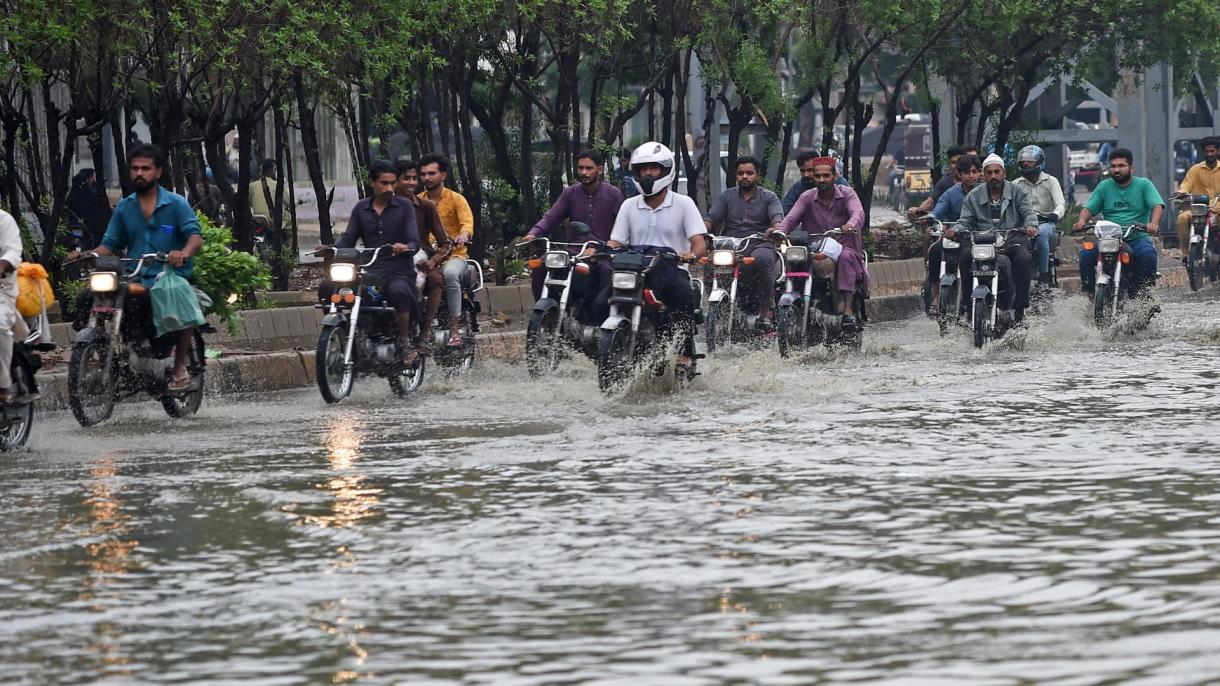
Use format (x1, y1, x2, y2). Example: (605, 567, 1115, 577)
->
(3, 291, 1220, 685)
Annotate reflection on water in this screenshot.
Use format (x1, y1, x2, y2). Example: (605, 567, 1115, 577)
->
(0, 296, 1219, 683)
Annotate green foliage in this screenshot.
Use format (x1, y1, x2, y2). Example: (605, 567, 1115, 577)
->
(192, 215, 272, 333)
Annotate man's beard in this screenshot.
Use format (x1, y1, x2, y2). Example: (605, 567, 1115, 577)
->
(815, 182, 833, 193)
(132, 177, 155, 193)
(1112, 171, 1130, 183)
(577, 175, 595, 185)
(737, 180, 756, 190)
(986, 179, 1002, 193)
(1205, 157, 1218, 167)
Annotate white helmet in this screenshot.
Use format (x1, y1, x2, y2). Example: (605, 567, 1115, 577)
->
(629, 141, 676, 197)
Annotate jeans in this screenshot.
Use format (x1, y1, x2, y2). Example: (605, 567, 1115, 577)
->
(1079, 236, 1158, 295)
(442, 257, 469, 319)
(1034, 222, 1058, 274)
(591, 260, 698, 357)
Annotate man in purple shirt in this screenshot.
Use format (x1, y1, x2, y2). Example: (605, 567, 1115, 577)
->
(520, 149, 624, 312)
(776, 157, 869, 324)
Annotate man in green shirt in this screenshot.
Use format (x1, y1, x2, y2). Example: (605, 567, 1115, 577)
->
(1072, 147, 1163, 294)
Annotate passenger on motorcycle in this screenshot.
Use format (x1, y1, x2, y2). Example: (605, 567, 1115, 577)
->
(519, 149, 624, 315)
(70, 143, 203, 391)
(955, 153, 1038, 320)
(782, 150, 850, 215)
(394, 158, 451, 347)
(322, 159, 422, 364)
(925, 154, 983, 296)
(704, 155, 784, 324)
(418, 153, 475, 348)
(1012, 145, 1067, 286)
(0, 209, 22, 404)
(598, 141, 707, 369)
(1072, 147, 1162, 295)
(775, 157, 868, 325)
(1175, 136, 1220, 262)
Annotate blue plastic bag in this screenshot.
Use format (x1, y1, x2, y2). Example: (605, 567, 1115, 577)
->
(150, 271, 206, 337)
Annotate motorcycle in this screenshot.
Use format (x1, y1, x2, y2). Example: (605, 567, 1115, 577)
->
(597, 250, 703, 392)
(1037, 213, 1063, 288)
(966, 228, 1026, 348)
(775, 229, 866, 357)
(0, 313, 53, 452)
(252, 214, 273, 260)
(68, 253, 208, 426)
(913, 212, 963, 336)
(1077, 221, 1156, 329)
(703, 232, 781, 352)
(1173, 192, 1220, 291)
(518, 235, 604, 376)
(430, 257, 483, 374)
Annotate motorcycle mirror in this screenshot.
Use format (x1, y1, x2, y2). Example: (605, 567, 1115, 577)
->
(789, 230, 812, 246)
(568, 221, 592, 237)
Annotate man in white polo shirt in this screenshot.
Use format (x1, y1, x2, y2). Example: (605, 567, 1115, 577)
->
(594, 141, 707, 365)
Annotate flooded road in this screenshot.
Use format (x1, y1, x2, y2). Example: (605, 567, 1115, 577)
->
(3, 292, 1220, 684)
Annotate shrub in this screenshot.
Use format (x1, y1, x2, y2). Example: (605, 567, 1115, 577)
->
(193, 215, 272, 332)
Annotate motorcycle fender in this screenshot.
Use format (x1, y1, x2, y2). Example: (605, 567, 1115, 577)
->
(600, 314, 629, 332)
(322, 313, 349, 328)
(778, 292, 800, 308)
(1095, 273, 1111, 286)
(532, 298, 560, 315)
(970, 285, 992, 300)
(708, 288, 728, 304)
(939, 273, 958, 287)
(1191, 233, 1203, 243)
(72, 326, 106, 347)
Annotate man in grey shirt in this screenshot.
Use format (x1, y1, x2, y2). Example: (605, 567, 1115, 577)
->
(704, 155, 784, 322)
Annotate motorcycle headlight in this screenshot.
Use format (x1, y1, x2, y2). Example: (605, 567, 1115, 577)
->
(712, 249, 736, 267)
(1191, 203, 1209, 217)
(543, 251, 571, 269)
(1099, 237, 1121, 253)
(784, 246, 808, 263)
(328, 263, 357, 283)
(89, 272, 118, 292)
(971, 244, 995, 261)
(612, 272, 640, 290)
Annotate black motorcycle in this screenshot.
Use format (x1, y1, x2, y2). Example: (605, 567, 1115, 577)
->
(314, 246, 426, 403)
(518, 234, 604, 376)
(428, 258, 483, 374)
(914, 212, 964, 335)
(1173, 192, 1219, 291)
(597, 250, 703, 392)
(966, 228, 1026, 348)
(68, 253, 208, 426)
(0, 328, 50, 452)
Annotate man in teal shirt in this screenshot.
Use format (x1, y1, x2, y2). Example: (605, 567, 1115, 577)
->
(1073, 147, 1163, 294)
(76, 143, 203, 390)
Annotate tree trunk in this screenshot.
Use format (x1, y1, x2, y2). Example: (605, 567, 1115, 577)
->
(294, 73, 332, 244)
(269, 101, 290, 291)
(774, 118, 796, 189)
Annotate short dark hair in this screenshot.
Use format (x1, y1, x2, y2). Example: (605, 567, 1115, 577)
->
(945, 145, 967, 159)
(395, 158, 419, 176)
(1201, 136, 1220, 150)
(127, 142, 166, 169)
(962, 145, 979, 155)
(419, 153, 450, 174)
(368, 159, 397, 180)
(575, 149, 605, 167)
(1109, 147, 1134, 165)
(795, 150, 817, 167)
(955, 154, 982, 173)
(734, 155, 761, 172)
(260, 158, 276, 174)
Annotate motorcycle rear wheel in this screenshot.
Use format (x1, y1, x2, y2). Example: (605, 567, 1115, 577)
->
(160, 331, 206, 419)
(388, 356, 426, 397)
(68, 334, 117, 427)
(316, 324, 355, 403)
(0, 355, 35, 451)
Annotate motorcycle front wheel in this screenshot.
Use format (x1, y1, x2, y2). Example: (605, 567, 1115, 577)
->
(316, 324, 355, 403)
(1093, 283, 1111, 328)
(525, 308, 561, 377)
(0, 355, 35, 451)
(776, 304, 801, 358)
(705, 300, 731, 353)
(938, 282, 958, 336)
(1188, 242, 1203, 292)
(160, 331, 206, 419)
(972, 299, 988, 349)
(68, 333, 117, 427)
(597, 324, 632, 392)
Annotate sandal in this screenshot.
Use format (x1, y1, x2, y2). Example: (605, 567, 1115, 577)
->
(402, 348, 421, 366)
(168, 373, 191, 392)
(0, 388, 11, 405)
(447, 334, 463, 347)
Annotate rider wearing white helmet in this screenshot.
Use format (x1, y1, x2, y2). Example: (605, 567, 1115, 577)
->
(1012, 145, 1066, 286)
(599, 141, 707, 366)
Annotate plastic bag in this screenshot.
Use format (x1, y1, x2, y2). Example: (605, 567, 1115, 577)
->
(150, 270, 206, 337)
(16, 263, 55, 317)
